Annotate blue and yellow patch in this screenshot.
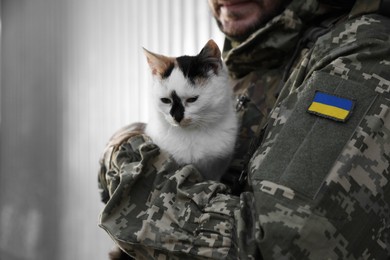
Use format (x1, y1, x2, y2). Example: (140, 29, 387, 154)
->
(307, 91, 355, 122)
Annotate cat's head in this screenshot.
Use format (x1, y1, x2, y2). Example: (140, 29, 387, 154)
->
(144, 39, 230, 128)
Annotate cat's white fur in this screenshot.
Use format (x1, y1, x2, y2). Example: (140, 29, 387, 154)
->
(145, 62, 238, 181)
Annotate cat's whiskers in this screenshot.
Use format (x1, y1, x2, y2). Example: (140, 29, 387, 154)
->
(180, 118, 192, 127)
(192, 118, 211, 130)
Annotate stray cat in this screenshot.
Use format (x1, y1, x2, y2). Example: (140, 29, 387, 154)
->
(143, 39, 238, 181)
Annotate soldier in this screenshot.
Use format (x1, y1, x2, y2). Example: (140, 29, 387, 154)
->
(98, 0, 390, 259)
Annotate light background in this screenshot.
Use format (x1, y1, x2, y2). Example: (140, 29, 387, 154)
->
(0, 0, 224, 259)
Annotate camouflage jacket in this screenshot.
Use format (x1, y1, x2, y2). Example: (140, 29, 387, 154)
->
(98, 0, 390, 259)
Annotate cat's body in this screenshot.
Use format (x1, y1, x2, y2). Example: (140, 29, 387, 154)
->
(144, 40, 238, 181)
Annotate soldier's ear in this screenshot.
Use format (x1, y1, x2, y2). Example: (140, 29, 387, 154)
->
(143, 48, 174, 79)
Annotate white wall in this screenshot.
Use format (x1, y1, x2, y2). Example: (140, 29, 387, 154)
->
(0, 1, 224, 260)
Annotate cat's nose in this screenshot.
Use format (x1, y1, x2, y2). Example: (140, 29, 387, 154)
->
(170, 108, 184, 123)
(171, 113, 183, 123)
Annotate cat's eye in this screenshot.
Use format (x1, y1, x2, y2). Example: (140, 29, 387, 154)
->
(186, 96, 199, 103)
(160, 98, 171, 104)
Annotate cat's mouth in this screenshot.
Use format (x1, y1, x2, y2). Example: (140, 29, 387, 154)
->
(168, 117, 193, 128)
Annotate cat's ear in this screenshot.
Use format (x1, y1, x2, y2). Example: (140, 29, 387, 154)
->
(143, 48, 174, 79)
(198, 39, 222, 73)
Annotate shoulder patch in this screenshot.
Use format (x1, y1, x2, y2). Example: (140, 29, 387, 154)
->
(307, 91, 355, 122)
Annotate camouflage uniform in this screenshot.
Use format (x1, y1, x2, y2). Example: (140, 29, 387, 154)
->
(98, 0, 390, 258)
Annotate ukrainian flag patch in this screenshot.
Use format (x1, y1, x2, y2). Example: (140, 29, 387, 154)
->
(307, 91, 355, 122)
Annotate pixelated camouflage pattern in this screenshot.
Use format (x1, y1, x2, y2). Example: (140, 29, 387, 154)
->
(248, 7, 390, 260)
(99, 135, 240, 259)
(98, 0, 390, 258)
(98, 123, 146, 204)
(228, 71, 279, 176)
(224, 0, 331, 174)
(222, 0, 325, 79)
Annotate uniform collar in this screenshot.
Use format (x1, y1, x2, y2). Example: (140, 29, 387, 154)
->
(222, 0, 332, 79)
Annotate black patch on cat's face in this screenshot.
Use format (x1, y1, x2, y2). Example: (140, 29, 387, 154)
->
(170, 91, 184, 123)
(176, 55, 212, 84)
(161, 63, 174, 79)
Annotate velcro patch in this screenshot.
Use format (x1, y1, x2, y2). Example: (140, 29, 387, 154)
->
(307, 91, 355, 122)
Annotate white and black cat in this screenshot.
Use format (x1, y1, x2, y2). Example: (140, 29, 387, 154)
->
(143, 39, 238, 181)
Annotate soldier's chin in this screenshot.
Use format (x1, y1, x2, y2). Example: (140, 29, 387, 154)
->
(219, 19, 262, 40)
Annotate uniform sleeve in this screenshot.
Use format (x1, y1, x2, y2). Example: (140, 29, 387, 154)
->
(98, 123, 146, 203)
(98, 133, 241, 259)
(247, 14, 390, 259)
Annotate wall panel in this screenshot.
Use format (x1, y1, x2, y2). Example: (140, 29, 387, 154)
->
(0, 1, 223, 260)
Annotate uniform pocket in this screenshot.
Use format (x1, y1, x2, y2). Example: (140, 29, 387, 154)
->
(251, 71, 378, 199)
(319, 93, 390, 197)
(310, 94, 390, 258)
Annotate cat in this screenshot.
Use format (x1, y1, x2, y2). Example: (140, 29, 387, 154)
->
(107, 39, 237, 260)
(143, 39, 238, 181)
